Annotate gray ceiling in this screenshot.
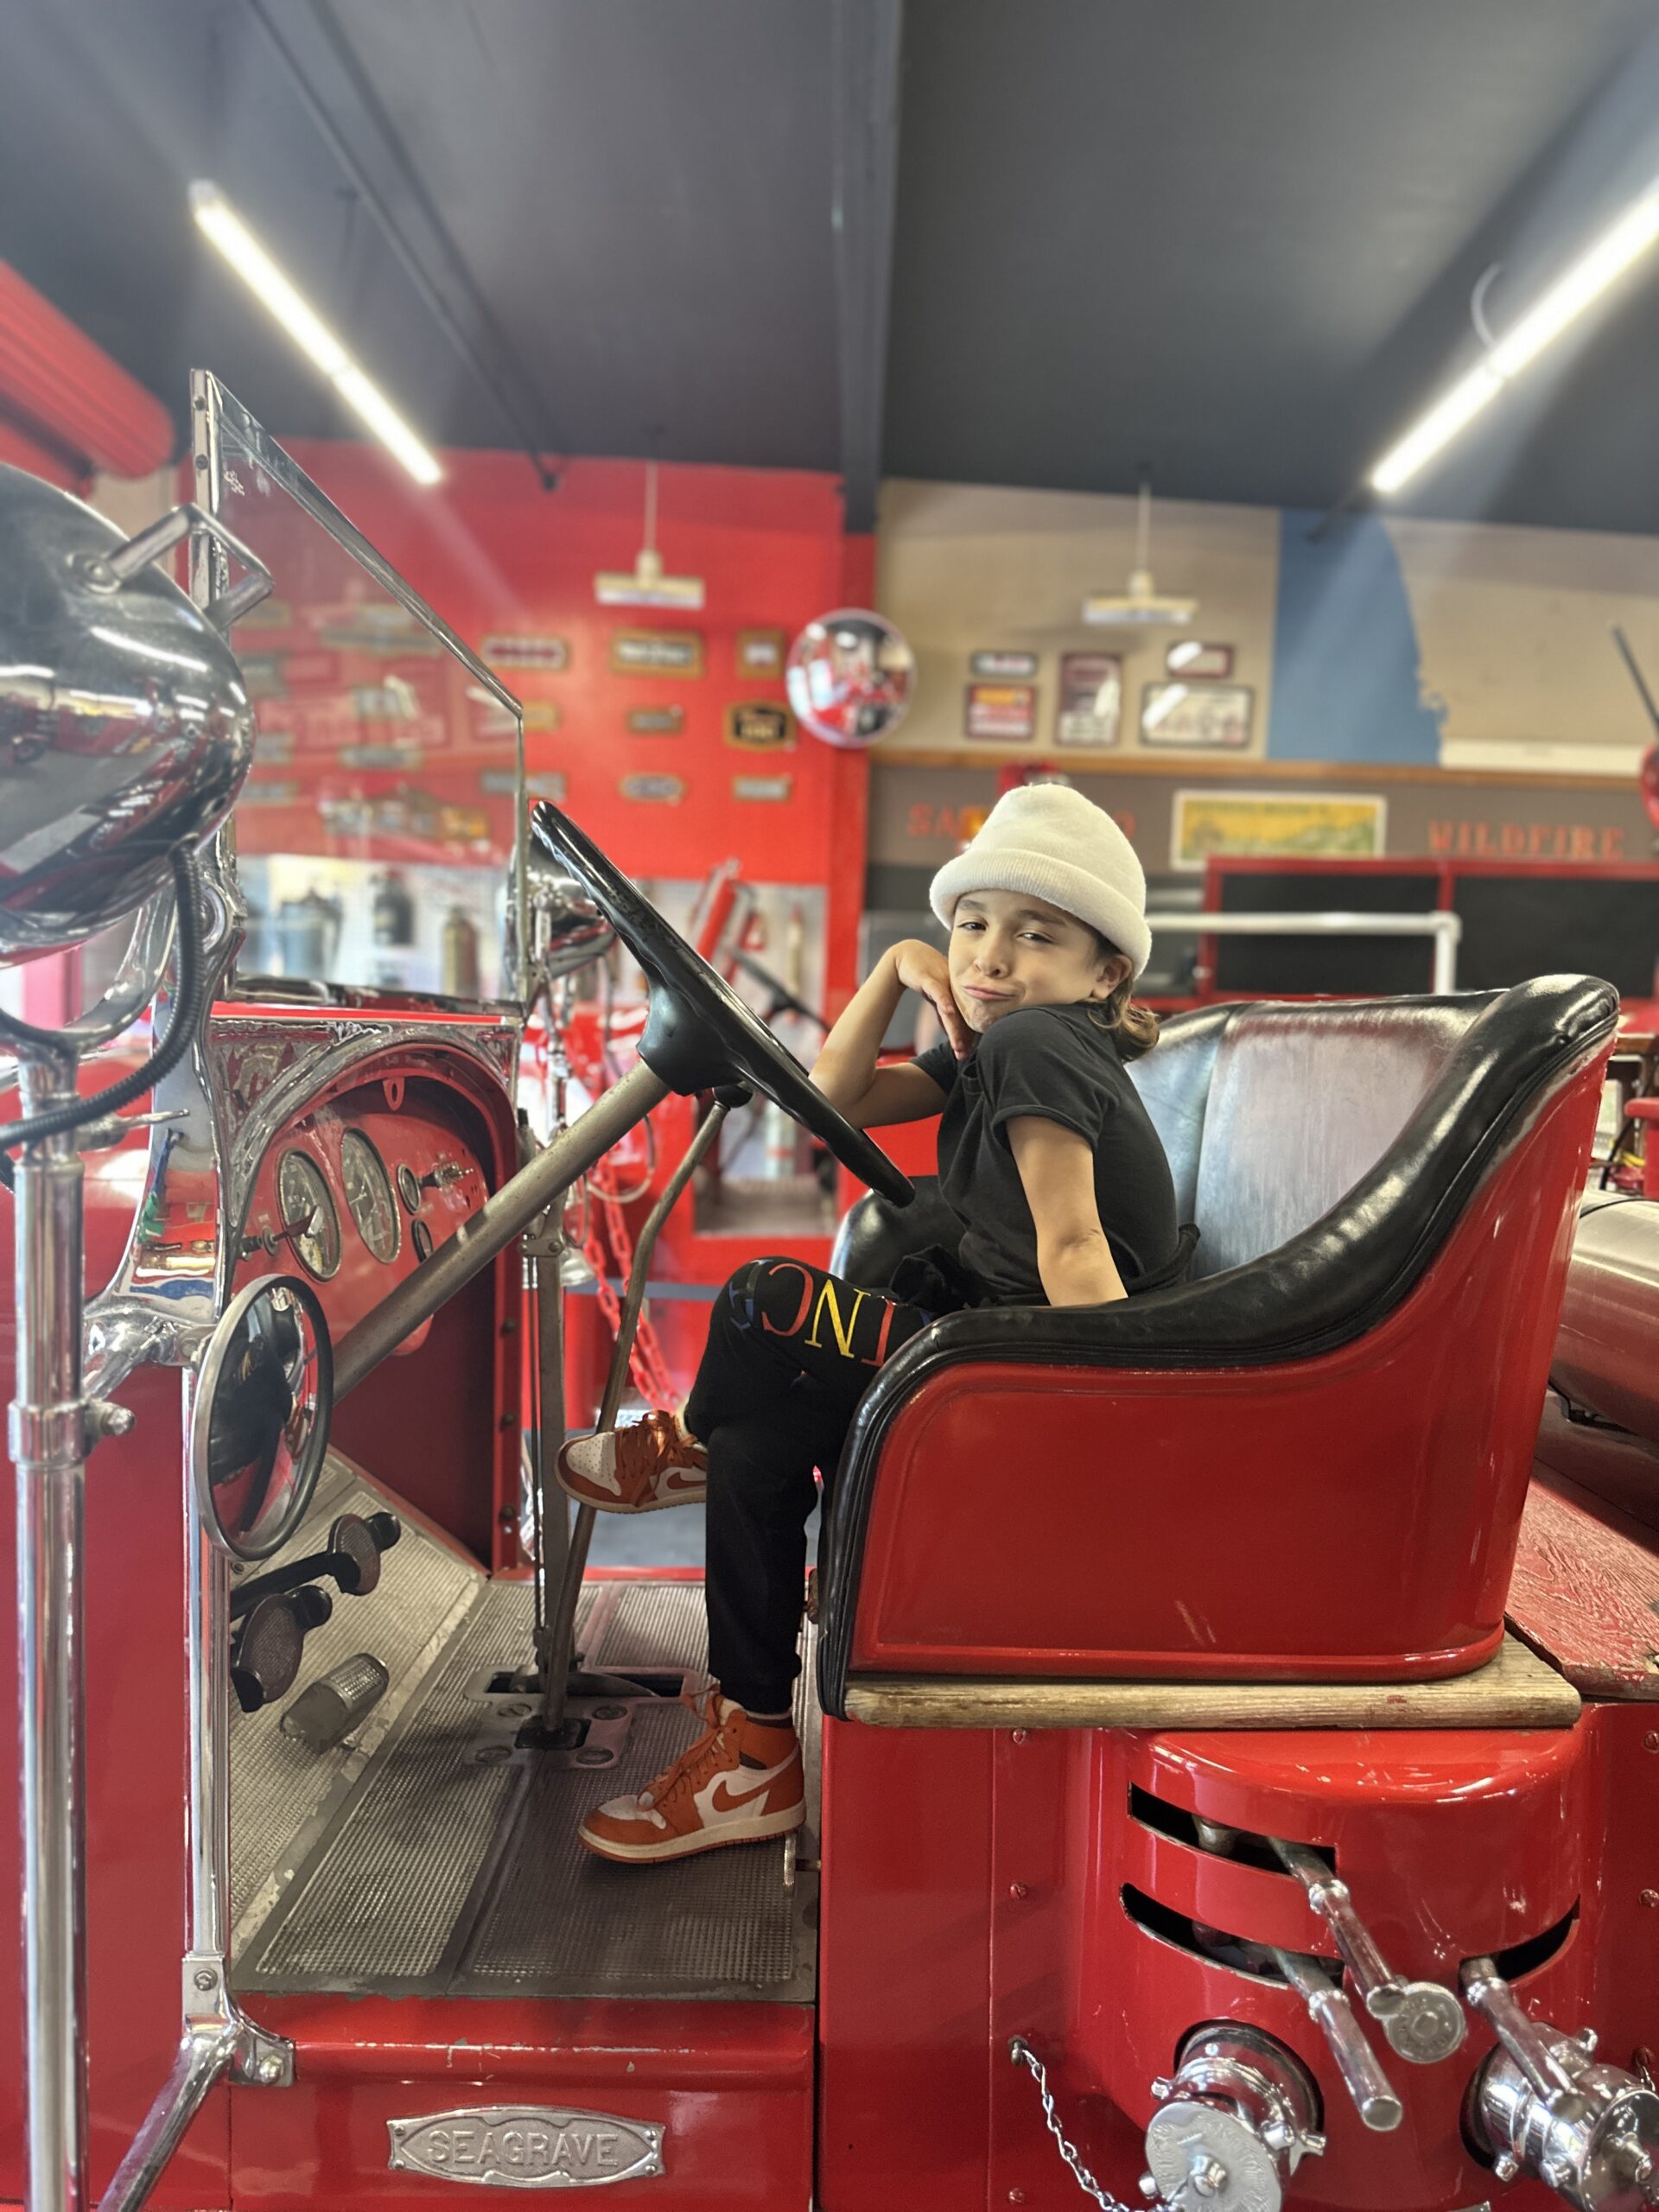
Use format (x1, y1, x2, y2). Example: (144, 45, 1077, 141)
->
(4, 0, 1659, 532)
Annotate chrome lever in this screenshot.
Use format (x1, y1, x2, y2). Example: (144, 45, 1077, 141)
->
(1273, 1838, 1467, 2063)
(1268, 1947, 1403, 2132)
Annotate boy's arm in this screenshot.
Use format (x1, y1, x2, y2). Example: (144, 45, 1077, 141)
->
(1007, 1116, 1127, 1306)
(810, 941, 967, 1129)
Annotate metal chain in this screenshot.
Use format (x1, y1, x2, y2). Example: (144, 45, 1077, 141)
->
(1008, 2037, 1166, 2212)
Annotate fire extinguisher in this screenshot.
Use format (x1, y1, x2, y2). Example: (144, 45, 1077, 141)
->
(442, 906, 481, 999)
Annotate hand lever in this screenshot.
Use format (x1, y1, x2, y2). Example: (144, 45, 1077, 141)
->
(1461, 1956, 1581, 2101)
(1273, 1839, 1467, 2064)
(1269, 1947, 1404, 2132)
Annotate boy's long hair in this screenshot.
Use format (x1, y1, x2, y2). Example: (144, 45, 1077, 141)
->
(1085, 937, 1160, 1061)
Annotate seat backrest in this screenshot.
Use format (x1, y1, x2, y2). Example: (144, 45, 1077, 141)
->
(1180, 1001, 1482, 1278)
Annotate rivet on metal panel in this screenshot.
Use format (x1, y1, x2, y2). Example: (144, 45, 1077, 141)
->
(1645, 1732, 1659, 1752)
(1009, 1882, 1030, 1900)
(1640, 1890, 1659, 1909)
(1011, 1729, 1028, 1745)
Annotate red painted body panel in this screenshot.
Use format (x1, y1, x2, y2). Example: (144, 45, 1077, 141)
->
(816, 1711, 1637, 2212)
(849, 1061, 1600, 1681)
(227, 1997, 812, 2212)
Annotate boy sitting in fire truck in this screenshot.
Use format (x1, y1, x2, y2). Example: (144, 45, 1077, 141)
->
(559, 785, 1179, 1862)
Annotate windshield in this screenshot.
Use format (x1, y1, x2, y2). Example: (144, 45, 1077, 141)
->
(206, 378, 525, 1001)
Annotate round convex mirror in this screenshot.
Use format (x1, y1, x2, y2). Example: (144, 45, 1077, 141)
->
(785, 609, 915, 747)
(191, 1274, 334, 1562)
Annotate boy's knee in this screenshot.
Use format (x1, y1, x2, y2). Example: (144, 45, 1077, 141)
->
(722, 1255, 817, 1338)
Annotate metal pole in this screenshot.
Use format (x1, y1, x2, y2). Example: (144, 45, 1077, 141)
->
(539, 1096, 732, 1734)
(13, 1048, 91, 2212)
(334, 1058, 668, 1401)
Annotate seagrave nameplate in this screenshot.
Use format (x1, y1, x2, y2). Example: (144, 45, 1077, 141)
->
(387, 2108, 664, 2189)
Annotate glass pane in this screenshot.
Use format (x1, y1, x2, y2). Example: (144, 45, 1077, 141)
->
(211, 404, 522, 1000)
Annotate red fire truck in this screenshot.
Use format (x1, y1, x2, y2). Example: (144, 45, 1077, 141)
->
(2, 380, 1656, 2212)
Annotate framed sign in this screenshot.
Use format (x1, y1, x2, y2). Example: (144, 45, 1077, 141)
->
(627, 705, 685, 734)
(725, 702, 795, 751)
(1056, 652, 1122, 748)
(620, 772, 685, 804)
(970, 649, 1039, 680)
(483, 633, 570, 671)
(1166, 641, 1235, 678)
(480, 768, 568, 802)
(1172, 790, 1387, 872)
(964, 683, 1037, 742)
(737, 628, 785, 677)
(733, 772, 793, 803)
(611, 630, 704, 677)
(1140, 681, 1253, 751)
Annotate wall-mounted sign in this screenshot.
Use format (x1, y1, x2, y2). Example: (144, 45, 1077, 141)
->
(627, 705, 685, 734)
(1171, 790, 1386, 872)
(281, 650, 339, 689)
(1056, 653, 1122, 748)
(238, 652, 285, 700)
(725, 702, 795, 751)
(238, 779, 299, 806)
(964, 683, 1037, 742)
(234, 595, 292, 632)
(620, 772, 686, 804)
(611, 630, 704, 677)
(970, 650, 1039, 680)
(353, 678, 421, 721)
(252, 729, 293, 766)
(737, 628, 786, 677)
(1141, 682, 1253, 751)
(524, 700, 562, 732)
(340, 742, 424, 770)
(482, 633, 569, 671)
(1166, 640, 1235, 678)
(734, 772, 793, 803)
(317, 607, 443, 656)
(480, 769, 568, 801)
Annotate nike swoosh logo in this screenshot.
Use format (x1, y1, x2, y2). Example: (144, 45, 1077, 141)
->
(707, 1761, 797, 1815)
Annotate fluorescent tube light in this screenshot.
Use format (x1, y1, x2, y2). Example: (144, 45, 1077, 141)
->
(190, 181, 442, 486)
(1370, 186, 1659, 495)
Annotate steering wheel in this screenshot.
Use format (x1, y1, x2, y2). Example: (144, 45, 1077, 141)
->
(531, 804, 913, 1207)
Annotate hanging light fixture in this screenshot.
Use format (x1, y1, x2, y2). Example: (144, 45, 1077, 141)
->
(1083, 480, 1197, 628)
(190, 181, 442, 486)
(594, 458, 705, 608)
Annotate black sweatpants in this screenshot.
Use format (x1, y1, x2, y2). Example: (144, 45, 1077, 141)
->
(683, 1257, 929, 1714)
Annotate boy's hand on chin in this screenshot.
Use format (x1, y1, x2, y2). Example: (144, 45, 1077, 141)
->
(892, 939, 972, 1059)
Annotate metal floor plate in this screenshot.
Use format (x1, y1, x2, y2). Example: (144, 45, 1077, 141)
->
(234, 1574, 818, 2004)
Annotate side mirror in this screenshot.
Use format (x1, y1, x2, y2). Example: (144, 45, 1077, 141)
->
(191, 1274, 333, 1562)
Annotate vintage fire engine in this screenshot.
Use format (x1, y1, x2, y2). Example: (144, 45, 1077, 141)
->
(2, 379, 1657, 2212)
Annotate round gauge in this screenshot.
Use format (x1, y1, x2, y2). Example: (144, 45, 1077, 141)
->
(340, 1130, 400, 1263)
(396, 1162, 421, 1215)
(410, 1218, 433, 1263)
(276, 1150, 340, 1281)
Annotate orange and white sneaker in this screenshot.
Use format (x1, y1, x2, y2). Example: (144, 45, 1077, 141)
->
(556, 1409, 709, 1513)
(578, 1688, 804, 1864)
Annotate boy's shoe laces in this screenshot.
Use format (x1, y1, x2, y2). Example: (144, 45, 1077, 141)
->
(638, 1688, 733, 1811)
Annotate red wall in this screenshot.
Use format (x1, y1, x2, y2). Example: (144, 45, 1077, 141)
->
(235, 442, 870, 1008)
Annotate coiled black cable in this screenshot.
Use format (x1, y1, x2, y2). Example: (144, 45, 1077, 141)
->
(0, 847, 208, 1186)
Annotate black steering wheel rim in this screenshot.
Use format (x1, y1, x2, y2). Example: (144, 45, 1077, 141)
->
(530, 804, 913, 1207)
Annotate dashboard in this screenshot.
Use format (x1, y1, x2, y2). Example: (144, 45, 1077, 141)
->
(237, 1083, 491, 1352)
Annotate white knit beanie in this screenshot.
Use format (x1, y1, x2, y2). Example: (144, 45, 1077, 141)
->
(929, 785, 1151, 980)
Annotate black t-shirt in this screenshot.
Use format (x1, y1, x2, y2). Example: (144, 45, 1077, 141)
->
(913, 1001, 1179, 1305)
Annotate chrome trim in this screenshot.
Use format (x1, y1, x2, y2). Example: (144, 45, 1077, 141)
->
(13, 1050, 92, 2212)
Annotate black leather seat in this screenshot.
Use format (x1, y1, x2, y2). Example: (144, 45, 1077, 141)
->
(817, 976, 1619, 1711)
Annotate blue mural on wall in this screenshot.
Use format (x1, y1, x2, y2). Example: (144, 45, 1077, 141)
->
(1268, 508, 1445, 764)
